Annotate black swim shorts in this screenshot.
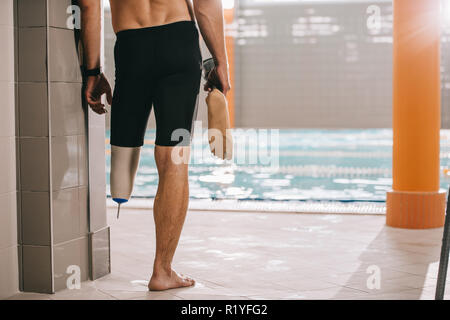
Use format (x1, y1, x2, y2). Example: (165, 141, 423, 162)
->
(110, 21, 202, 147)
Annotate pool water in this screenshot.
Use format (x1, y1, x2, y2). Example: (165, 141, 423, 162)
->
(106, 129, 450, 203)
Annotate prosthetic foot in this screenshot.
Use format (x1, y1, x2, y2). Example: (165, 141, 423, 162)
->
(110, 146, 141, 218)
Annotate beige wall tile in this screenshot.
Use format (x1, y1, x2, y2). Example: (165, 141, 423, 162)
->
(14, 84, 19, 136)
(22, 245, 52, 293)
(13, 0, 17, 25)
(19, 137, 49, 191)
(19, 82, 48, 137)
(48, 0, 73, 29)
(87, 124, 107, 232)
(89, 227, 110, 280)
(79, 106, 88, 136)
(78, 135, 88, 186)
(0, 137, 16, 194)
(16, 189, 22, 245)
(0, 0, 14, 26)
(13, 24, 18, 84)
(0, 82, 15, 137)
(52, 187, 82, 245)
(53, 237, 89, 292)
(17, 245, 23, 291)
(51, 135, 79, 190)
(50, 82, 83, 136)
(0, 26, 15, 82)
(89, 187, 107, 233)
(0, 192, 18, 250)
(87, 124, 106, 188)
(48, 27, 82, 83)
(79, 186, 89, 236)
(18, 27, 47, 82)
(21, 191, 51, 246)
(17, 0, 47, 27)
(0, 245, 19, 299)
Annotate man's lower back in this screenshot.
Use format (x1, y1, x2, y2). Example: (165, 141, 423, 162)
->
(109, 0, 194, 33)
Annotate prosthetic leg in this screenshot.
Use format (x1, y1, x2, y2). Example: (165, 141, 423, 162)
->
(110, 146, 141, 218)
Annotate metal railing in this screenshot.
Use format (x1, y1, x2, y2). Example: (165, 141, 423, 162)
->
(436, 187, 450, 300)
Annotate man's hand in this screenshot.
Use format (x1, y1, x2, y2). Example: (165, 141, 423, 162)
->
(204, 64, 231, 96)
(85, 74, 113, 115)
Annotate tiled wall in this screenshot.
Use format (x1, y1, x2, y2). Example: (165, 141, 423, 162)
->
(235, 0, 450, 129)
(0, 0, 19, 300)
(15, 0, 110, 294)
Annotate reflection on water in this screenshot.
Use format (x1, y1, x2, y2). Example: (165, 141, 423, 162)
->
(106, 129, 450, 202)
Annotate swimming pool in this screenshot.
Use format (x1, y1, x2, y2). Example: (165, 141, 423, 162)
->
(106, 129, 450, 203)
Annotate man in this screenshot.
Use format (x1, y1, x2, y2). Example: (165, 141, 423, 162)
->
(79, 0, 230, 291)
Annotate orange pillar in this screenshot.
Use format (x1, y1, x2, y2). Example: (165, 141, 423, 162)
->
(224, 8, 235, 128)
(387, 0, 446, 229)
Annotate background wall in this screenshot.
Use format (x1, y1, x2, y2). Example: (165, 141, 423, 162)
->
(235, 0, 450, 129)
(104, 0, 450, 130)
(0, 0, 19, 300)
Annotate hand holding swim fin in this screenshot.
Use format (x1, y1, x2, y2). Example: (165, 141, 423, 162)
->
(203, 58, 231, 96)
(203, 58, 233, 160)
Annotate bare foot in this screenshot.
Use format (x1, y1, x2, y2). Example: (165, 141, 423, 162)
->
(148, 270, 195, 291)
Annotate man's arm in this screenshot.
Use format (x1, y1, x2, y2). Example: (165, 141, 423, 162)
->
(79, 0, 101, 69)
(193, 0, 231, 96)
(79, 0, 112, 114)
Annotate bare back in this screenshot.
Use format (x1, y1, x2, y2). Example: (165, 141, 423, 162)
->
(109, 0, 194, 34)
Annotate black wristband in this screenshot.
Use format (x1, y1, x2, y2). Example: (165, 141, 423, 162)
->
(84, 67, 101, 77)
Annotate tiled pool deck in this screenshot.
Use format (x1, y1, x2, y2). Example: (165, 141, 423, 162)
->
(7, 208, 450, 300)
